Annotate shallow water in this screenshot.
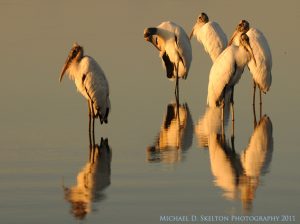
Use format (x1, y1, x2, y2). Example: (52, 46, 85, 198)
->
(0, 0, 299, 223)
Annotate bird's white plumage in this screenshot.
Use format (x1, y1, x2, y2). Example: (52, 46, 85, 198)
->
(151, 21, 192, 79)
(191, 21, 227, 62)
(247, 28, 272, 92)
(67, 56, 110, 118)
(207, 44, 250, 107)
(231, 28, 272, 93)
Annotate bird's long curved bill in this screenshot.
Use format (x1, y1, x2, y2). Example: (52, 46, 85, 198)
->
(247, 44, 257, 66)
(228, 30, 239, 46)
(189, 27, 194, 40)
(59, 56, 71, 82)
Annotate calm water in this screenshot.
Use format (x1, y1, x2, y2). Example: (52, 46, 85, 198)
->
(0, 0, 299, 223)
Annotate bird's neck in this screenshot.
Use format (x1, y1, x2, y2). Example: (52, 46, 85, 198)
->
(67, 59, 81, 80)
(236, 46, 251, 67)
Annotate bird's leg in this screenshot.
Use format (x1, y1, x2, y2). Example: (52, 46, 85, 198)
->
(89, 100, 96, 147)
(259, 90, 262, 119)
(253, 101, 257, 129)
(231, 86, 235, 122)
(221, 103, 225, 143)
(175, 95, 181, 138)
(175, 61, 179, 98)
(221, 85, 227, 130)
(252, 80, 256, 106)
(88, 100, 92, 149)
(92, 118, 95, 147)
(231, 130, 236, 154)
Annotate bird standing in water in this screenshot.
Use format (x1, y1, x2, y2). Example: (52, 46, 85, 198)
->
(59, 43, 110, 146)
(228, 20, 272, 107)
(207, 33, 256, 123)
(144, 21, 192, 97)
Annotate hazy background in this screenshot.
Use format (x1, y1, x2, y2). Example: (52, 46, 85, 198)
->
(0, 0, 299, 223)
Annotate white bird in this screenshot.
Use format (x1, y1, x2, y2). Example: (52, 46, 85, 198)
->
(207, 33, 256, 121)
(228, 20, 272, 105)
(190, 12, 228, 62)
(59, 43, 110, 144)
(144, 21, 192, 95)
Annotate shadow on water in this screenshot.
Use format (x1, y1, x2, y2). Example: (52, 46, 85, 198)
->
(196, 104, 273, 213)
(146, 94, 194, 164)
(63, 138, 112, 220)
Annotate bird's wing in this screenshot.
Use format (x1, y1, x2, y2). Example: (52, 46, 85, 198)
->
(247, 28, 272, 92)
(196, 22, 228, 62)
(207, 47, 236, 107)
(174, 26, 192, 78)
(81, 57, 110, 118)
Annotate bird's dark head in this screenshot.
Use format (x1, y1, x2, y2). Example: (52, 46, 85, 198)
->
(59, 42, 84, 82)
(237, 20, 250, 32)
(144, 27, 158, 42)
(228, 20, 250, 46)
(69, 43, 84, 61)
(190, 12, 209, 39)
(198, 12, 209, 23)
(240, 33, 257, 66)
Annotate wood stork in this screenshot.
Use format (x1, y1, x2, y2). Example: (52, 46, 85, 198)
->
(59, 43, 110, 145)
(228, 20, 272, 106)
(144, 21, 192, 96)
(207, 33, 256, 122)
(190, 12, 228, 62)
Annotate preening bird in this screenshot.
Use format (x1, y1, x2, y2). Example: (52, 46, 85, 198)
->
(144, 21, 192, 95)
(59, 43, 110, 144)
(190, 12, 227, 62)
(207, 33, 256, 121)
(228, 20, 272, 105)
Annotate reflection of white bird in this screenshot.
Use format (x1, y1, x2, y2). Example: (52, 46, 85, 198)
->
(208, 133, 242, 200)
(203, 109, 273, 212)
(190, 12, 227, 62)
(207, 33, 256, 121)
(147, 101, 193, 164)
(59, 43, 110, 143)
(64, 138, 112, 220)
(229, 20, 272, 105)
(241, 115, 273, 178)
(144, 21, 192, 95)
(195, 105, 230, 148)
(207, 115, 273, 212)
(240, 115, 273, 211)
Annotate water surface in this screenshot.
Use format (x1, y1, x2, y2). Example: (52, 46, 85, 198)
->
(0, 0, 299, 223)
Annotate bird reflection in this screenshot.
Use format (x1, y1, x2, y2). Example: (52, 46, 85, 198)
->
(240, 115, 273, 211)
(196, 106, 273, 213)
(63, 138, 112, 220)
(195, 104, 230, 148)
(147, 97, 193, 164)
